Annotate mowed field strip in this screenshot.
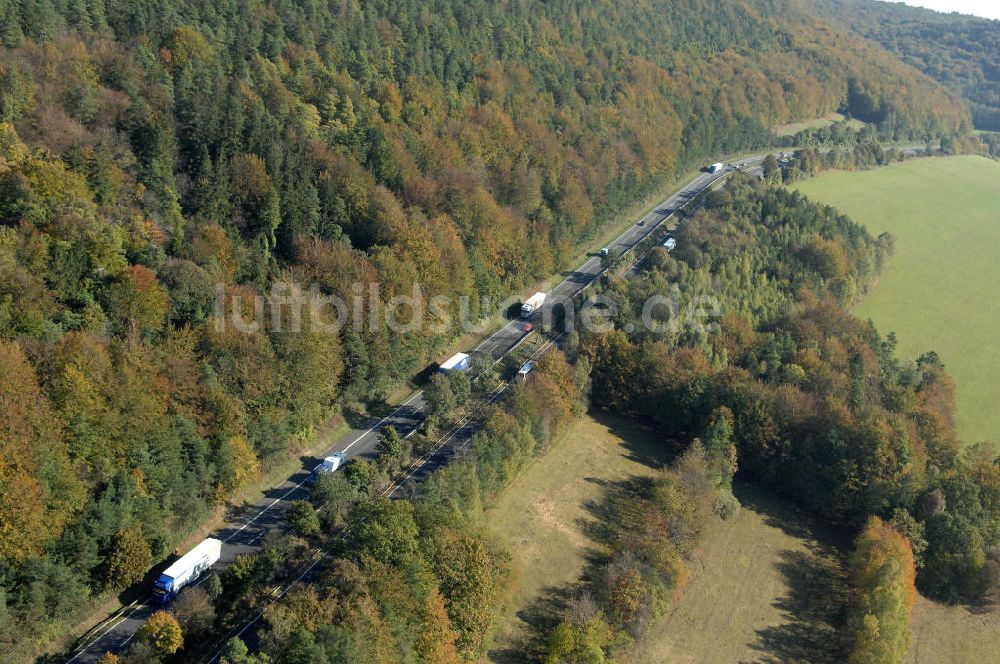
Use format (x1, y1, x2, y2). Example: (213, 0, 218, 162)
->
(772, 112, 865, 137)
(793, 156, 1000, 445)
(484, 413, 669, 661)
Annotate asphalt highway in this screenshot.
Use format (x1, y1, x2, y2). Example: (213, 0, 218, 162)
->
(64, 154, 769, 663)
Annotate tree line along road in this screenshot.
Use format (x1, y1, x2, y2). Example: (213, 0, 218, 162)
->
(64, 153, 774, 663)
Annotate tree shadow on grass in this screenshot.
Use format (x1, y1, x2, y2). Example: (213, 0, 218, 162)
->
(734, 481, 851, 664)
(961, 595, 999, 616)
(488, 580, 587, 663)
(749, 547, 849, 664)
(578, 475, 656, 550)
(733, 480, 832, 544)
(590, 410, 682, 470)
(488, 472, 655, 663)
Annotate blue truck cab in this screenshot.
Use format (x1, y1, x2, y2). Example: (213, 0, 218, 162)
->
(152, 538, 222, 604)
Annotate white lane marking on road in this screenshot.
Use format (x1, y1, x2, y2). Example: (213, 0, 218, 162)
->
(223, 481, 308, 543)
(476, 318, 520, 352)
(224, 390, 425, 543)
(65, 600, 148, 663)
(341, 390, 423, 453)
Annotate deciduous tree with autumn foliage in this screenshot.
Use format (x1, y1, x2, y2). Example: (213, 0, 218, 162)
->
(847, 517, 917, 664)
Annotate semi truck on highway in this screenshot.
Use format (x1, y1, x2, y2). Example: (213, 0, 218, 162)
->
(439, 352, 471, 372)
(307, 452, 346, 484)
(153, 538, 222, 603)
(520, 292, 546, 319)
(710, 162, 725, 173)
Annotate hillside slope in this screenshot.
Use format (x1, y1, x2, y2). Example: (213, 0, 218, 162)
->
(816, 0, 1000, 130)
(0, 0, 975, 656)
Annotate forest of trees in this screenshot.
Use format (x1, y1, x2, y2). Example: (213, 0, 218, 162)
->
(230, 168, 996, 664)
(816, 0, 1000, 131)
(0, 0, 983, 658)
(579, 175, 1000, 614)
(199, 351, 588, 664)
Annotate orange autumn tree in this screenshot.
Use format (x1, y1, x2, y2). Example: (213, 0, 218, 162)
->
(415, 588, 462, 664)
(847, 517, 917, 664)
(107, 264, 169, 339)
(0, 341, 81, 563)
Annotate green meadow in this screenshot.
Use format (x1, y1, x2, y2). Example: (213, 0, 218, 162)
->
(772, 112, 866, 137)
(793, 156, 1000, 445)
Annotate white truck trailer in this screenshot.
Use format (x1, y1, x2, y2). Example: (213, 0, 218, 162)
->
(520, 292, 546, 319)
(153, 538, 222, 603)
(710, 162, 725, 173)
(439, 352, 472, 372)
(307, 452, 346, 484)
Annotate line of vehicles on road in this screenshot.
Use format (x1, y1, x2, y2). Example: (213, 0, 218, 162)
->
(426, 156, 737, 409)
(157, 296, 552, 639)
(153, 449, 349, 606)
(153, 452, 347, 606)
(135, 158, 742, 611)
(436, 292, 545, 373)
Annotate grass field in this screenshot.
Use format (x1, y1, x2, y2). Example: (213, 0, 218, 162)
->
(908, 596, 1000, 663)
(773, 112, 865, 137)
(793, 156, 1000, 445)
(485, 413, 670, 661)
